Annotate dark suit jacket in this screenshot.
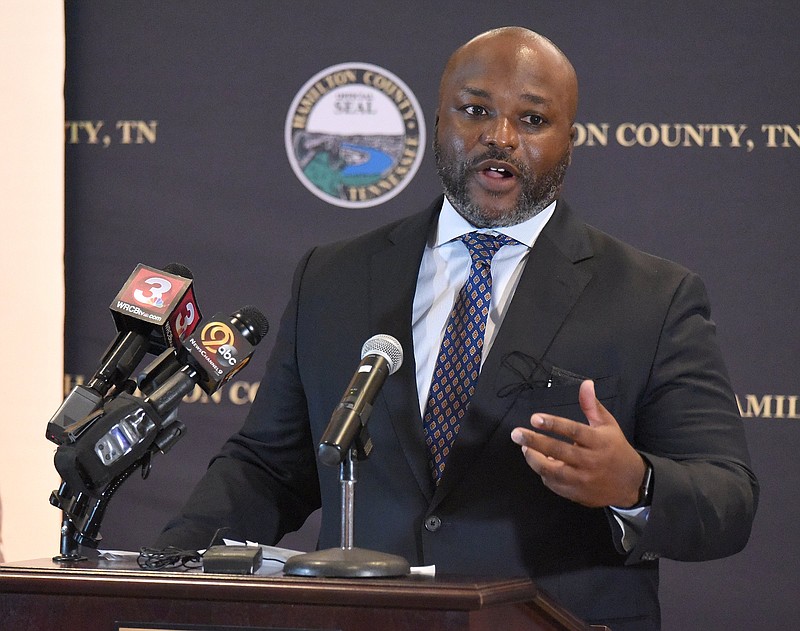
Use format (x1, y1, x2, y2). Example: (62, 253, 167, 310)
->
(158, 197, 758, 629)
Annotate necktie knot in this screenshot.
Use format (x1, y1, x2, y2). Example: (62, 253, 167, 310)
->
(460, 232, 516, 266)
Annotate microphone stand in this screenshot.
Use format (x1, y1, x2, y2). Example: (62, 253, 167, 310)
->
(53, 510, 87, 563)
(50, 461, 139, 562)
(283, 440, 410, 578)
(49, 418, 184, 563)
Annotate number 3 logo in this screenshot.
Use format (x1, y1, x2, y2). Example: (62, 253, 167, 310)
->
(133, 276, 172, 308)
(175, 303, 196, 337)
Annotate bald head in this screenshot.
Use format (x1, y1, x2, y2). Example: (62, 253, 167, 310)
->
(439, 27, 578, 123)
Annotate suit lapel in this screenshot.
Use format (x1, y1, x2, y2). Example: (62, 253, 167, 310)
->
(431, 201, 595, 506)
(369, 199, 441, 501)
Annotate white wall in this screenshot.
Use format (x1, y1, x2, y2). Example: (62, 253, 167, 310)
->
(0, 1, 65, 562)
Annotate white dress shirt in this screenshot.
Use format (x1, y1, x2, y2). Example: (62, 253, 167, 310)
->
(412, 196, 556, 415)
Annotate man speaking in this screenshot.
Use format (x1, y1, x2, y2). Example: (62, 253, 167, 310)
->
(157, 27, 758, 630)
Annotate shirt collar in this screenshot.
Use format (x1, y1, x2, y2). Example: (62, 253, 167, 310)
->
(435, 196, 557, 249)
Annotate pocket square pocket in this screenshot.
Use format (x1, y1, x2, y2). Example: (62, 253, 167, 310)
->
(497, 350, 590, 396)
(503, 373, 619, 428)
(548, 364, 590, 387)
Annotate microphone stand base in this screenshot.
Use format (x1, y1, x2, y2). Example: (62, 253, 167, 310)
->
(52, 553, 88, 564)
(283, 547, 410, 578)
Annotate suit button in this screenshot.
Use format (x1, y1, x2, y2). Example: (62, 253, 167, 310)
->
(425, 516, 442, 532)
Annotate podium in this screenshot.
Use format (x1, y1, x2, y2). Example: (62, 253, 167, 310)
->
(0, 557, 603, 631)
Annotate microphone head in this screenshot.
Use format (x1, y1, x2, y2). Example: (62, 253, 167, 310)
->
(361, 334, 403, 375)
(162, 262, 193, 279)
(230, 305, 270, 345)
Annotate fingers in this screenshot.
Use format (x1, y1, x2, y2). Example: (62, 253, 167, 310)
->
(578, 379, 597, 418)
(519, 444, 565, 484)
(511, 391, 619, 462)
(510, 427, 560, 472)
(510, 379, 640, 507)
(513, 434, 595, 504)
(510, 420, 584, 470)
(579, 380, 613, 428)
(512, 411, 590, 450)
(514, 381, 612, 448)
(532, 412, 586, 443)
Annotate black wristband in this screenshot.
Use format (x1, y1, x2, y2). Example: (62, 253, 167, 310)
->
(628, 460, 654, 509)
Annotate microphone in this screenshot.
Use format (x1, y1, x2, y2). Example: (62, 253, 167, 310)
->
(46, 263, 201, 445)
(53, 306, 269, 494)
(108, 262, 202, 355)
(317, 334, 403, 467)
(144, 306, 270, 414)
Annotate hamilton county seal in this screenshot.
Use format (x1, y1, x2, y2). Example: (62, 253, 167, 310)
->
(285, 63, 425, 208)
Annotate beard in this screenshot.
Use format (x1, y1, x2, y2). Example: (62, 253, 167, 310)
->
(434, 136, 571, 228)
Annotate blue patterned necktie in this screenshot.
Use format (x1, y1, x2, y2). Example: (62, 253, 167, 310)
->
(423, 231, 516, 484)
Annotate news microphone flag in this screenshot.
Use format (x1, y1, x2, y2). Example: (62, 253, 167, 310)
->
(109, 262, 202, 354)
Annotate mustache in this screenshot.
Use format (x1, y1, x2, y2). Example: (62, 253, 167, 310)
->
(464, 147, 529, 174)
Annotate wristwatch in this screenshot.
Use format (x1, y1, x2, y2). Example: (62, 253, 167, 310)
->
(630, 459, 654, 509)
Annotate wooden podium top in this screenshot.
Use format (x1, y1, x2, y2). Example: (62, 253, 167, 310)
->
(0, 556, 538, 608)
(0, 557, 595, 631)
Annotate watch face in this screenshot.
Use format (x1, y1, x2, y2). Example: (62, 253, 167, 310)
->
(640, 463, 654, 504)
